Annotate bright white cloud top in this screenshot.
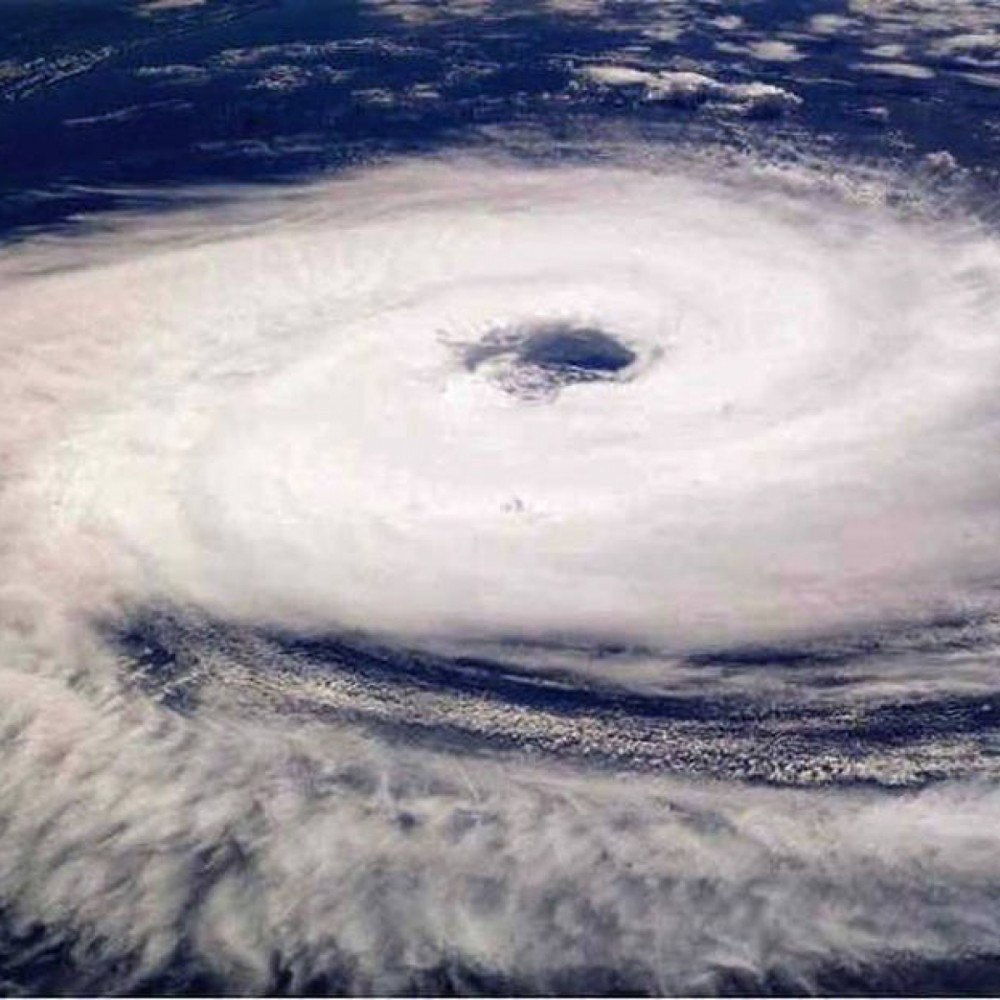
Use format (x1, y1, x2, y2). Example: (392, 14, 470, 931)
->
(8, 159, 1000, 647)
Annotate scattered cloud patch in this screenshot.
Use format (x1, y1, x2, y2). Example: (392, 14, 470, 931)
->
(746, 39, 806, 63)
(138, 0, 207, 11)
(577, 63, 802, 115)
(854, 60, 936, 79)
(64, 99, 191, 127)
(711, 15, 744, 31)
(808, 13, 857, 35)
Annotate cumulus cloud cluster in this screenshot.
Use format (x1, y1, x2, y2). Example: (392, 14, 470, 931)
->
(577, 64, 801, 114)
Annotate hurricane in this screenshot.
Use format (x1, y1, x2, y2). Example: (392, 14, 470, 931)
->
(3, 0, 1000, 995)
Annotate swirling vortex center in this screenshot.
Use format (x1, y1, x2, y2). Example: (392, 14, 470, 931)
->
(462, 322, 639, 400)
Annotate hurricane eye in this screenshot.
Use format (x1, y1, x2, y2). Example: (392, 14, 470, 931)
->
(461, 322, 638, 400)
(518, 325, 636, 371)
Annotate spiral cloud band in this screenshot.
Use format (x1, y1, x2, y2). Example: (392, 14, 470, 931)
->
(3, 152, 1000, 992)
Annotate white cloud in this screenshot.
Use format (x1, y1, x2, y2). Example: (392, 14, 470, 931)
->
(578, 63, 802, 113)
(3, 153, 1000, 992)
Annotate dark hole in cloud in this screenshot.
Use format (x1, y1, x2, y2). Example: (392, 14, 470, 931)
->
(462, 322, 638, 400)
